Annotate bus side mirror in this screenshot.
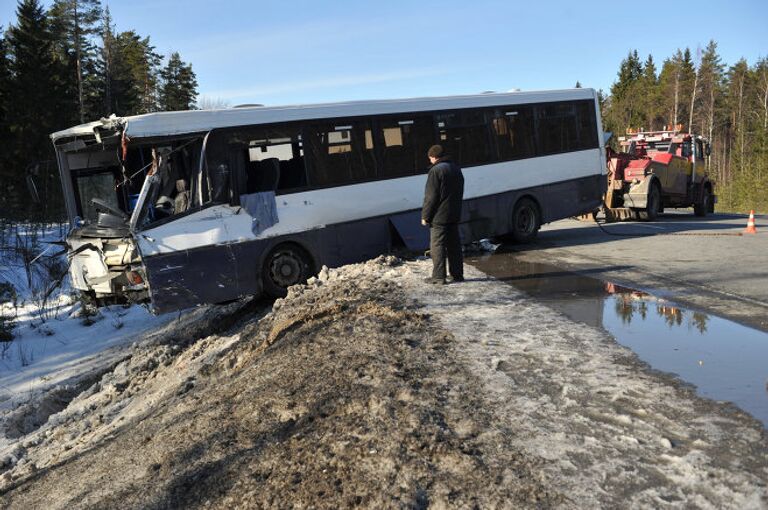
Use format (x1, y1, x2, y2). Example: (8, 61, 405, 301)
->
(705, 143, 711, 156)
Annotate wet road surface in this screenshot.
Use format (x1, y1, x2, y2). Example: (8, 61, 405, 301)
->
(468, 249, 768, 428)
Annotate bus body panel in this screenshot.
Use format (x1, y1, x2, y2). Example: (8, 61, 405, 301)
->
(141, 172, 602, 313)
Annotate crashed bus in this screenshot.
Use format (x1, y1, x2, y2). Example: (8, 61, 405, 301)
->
(51, 88, 607, 313)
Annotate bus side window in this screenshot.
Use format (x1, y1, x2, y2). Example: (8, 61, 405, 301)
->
(436, 110, 493, 167)
(377, 116, 434, 177)
(492, 107, 535, 161)
(225, 124, 306, 195)
(536, 102, 580, 155)
(306, 120, 376, 187)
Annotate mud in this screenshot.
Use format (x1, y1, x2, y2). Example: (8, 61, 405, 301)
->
(0, 256, 766, 509)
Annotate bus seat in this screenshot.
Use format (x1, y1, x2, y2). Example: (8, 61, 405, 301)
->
(278, 157, 307, 190)
(260, 158, 281, 191)
(247, 157, 281, 192)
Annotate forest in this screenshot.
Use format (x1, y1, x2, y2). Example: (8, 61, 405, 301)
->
(602, 43, 768, 214)
(0, 0, 198, 222)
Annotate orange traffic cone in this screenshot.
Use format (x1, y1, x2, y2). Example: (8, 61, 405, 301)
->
(744, 210, 757, 234)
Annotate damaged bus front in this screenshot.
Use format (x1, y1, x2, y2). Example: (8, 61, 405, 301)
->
(51, 116, 228, 312)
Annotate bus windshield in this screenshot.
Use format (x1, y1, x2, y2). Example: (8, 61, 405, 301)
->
(75, 169, 122, 223)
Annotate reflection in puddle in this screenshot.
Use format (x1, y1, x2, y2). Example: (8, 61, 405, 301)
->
(607, 284, 710, 332)
(469, 253, 768, 428)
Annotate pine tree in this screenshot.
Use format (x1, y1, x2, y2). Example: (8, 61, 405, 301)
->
(0, 27, 13, 217)
(159, 52, 198, 111)
(640, 54, 661, 130)
(697, 41, 725, 174)
(6, 0, 65, 219)
(108, 30, 161, 115)
(727, 59, 750, 171)
(0, 29, 9, 123)
(606, 50, 644, 135)
(678, 48, 697, 131)
(98, 5, 114, 116)
(611, 50, 643, 100)
(49, 0, 103, 123)
(753, 58, 768, 188)
(754, 57, 768, 133)
(659, 51, 685, 129)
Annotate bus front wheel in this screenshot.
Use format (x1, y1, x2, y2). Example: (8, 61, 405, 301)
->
(262, 244, 313, 298)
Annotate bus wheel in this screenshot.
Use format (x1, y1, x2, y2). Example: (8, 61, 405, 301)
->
(263, 244, 312, 298)
(510, 198, 541, 243)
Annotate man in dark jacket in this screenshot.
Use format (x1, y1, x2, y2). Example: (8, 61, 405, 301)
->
(421, 145, 465, 284)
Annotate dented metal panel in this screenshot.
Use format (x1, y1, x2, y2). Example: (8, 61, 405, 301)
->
(389, 212, 429, 251)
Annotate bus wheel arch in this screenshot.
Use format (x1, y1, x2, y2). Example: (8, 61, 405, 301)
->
(261, 241, 315, 298)
(509, 195, 542, 243)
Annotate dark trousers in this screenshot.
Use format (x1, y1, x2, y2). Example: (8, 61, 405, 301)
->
(430, 223, 463, 280)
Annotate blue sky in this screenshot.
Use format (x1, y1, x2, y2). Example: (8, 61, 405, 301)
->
(2, 0, 767, 106)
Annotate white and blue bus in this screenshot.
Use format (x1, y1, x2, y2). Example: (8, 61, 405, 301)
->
(51, 88, 606, 313)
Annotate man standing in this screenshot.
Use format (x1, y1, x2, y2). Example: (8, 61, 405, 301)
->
(421, 144, 465, 284)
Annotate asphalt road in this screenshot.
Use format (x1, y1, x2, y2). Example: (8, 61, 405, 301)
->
(509, 210, 768, 332)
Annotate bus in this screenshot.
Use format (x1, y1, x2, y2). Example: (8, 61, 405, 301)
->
(51, 88, 607, 313)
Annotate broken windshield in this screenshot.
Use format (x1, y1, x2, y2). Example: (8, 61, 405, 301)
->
(75, 170, 121, 223)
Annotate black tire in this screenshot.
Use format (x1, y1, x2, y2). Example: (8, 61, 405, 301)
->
(638, 184, 660, 221)
(262, 244, 313, 298)
(510, 197, 541, 243)
(694, 187, 712, 217)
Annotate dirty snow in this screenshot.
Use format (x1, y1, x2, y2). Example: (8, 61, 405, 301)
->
(0, 256, 765, 508)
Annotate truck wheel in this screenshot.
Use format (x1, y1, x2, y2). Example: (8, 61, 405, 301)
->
(638, 184, 660, 221)
(509, 198, 541, 243)
(694, 188, 712, 217)
(262, 244, 313, 298)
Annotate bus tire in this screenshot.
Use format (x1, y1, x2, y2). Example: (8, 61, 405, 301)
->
(510, 197, 541, 243)
(262, 243, 313, 298)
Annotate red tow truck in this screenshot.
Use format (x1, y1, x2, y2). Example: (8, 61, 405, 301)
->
(602, 127, 716, 221)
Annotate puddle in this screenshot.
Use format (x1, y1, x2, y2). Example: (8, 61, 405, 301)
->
(468, 252, 768, 428)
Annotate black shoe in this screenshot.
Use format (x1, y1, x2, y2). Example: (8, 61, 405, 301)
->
(424, 277, 446, 285)
(446, 276, 465, 283)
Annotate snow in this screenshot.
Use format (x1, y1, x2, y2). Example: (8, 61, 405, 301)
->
(0, 224, 174, 453)
(0, 298, 173, 403)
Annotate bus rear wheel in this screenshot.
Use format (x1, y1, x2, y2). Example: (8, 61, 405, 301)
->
(509, 197, 541, 243)
(262, 244, 312, 298)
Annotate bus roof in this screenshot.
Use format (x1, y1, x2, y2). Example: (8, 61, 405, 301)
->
(51, 88, 596, 143)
